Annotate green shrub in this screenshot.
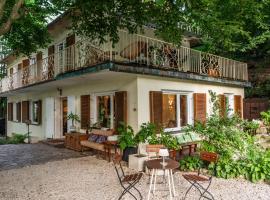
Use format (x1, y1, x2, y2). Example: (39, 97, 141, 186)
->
(117, 123, 137, 150)
(8, 133, 28, 144)
(180, 155, 202, 171)
(184, 90, 270, 182)
(134, 122, 157, 144)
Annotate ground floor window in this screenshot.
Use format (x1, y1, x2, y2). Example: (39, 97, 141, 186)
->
(224, 93, 234, 117)
(96, 94, 115, 129)
(162, 92, 192, 132)
(30, 100, 42, 125)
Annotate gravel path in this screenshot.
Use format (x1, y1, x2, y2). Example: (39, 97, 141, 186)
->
(0, 156, 269, 200)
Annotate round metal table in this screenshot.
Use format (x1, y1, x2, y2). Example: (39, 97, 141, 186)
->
(145, 158, 179, 200)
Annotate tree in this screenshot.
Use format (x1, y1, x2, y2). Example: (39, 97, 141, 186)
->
(0, 0, 59, 56)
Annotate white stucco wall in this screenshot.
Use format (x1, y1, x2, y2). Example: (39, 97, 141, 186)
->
(136, 75, 244, 127)
(6, 72, 244, 142)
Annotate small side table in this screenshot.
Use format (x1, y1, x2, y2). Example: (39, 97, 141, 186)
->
(145, 158, 179, 200)
(103, 141, 118, 162)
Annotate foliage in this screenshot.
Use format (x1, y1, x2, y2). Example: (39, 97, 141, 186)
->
(67, 112, 80, 126)
(183, 90, 270, 182)
(241, 120, 260, 135)
(261, 110, 270, 128)
(147, 131, 181, 150)
(0, 133, 27, 145)
(179, 155, 202, 171)
(0, 0, 60, 56)
(134, 122, 157, 144)
(117, 123, 137, 150)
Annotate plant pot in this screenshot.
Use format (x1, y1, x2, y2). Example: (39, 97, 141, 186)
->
(122, 147, 138, 162)
(69, 125, 77, 133)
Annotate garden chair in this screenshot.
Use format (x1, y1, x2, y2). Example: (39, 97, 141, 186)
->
(113, 153, 143, 200)
(182, 151, 218, 200)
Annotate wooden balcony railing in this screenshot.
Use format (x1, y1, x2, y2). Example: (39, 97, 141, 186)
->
(0, 30, 248, 93)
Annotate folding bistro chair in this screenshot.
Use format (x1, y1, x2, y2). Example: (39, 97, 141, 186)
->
(182, 151, 218, 200)
(113, 153, 143, 200)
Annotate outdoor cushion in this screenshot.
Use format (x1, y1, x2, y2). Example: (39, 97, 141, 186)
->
(91, 129, 114, 136)
(96, 135, 107, 143)
(89, 134, 99, 142)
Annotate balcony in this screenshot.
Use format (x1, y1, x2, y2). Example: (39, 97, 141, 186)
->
(0, 30, 248, 93)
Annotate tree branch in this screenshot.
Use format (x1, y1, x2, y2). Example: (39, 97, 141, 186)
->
(0, 0, 7, 20)
(0, 0, 24, 36)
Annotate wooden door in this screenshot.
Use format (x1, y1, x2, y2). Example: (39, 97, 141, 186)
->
(48, 45, 55, 79)
(66, 34, 75, 71)
(36, 52, 42, 80)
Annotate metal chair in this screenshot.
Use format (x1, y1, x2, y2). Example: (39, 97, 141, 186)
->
(113, 153, 143, 200)
(182, 151, 218, 200)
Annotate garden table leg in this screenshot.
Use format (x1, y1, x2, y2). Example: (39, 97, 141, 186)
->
(167, 169, 172, 200)
(170, 169, 176, 196)
(147, 169, 155, 200)
(153, 169, 157, 194)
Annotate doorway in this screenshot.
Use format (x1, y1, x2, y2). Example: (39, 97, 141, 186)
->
(62, 97, 68, 135)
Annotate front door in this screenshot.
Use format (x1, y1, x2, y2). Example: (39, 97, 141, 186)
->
(62, 97, 68, 135)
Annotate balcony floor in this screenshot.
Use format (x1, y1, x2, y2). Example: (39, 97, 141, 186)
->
(0, 62, 250, 97)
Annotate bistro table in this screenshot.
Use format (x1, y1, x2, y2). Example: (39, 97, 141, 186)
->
(145, 158, 179, 200)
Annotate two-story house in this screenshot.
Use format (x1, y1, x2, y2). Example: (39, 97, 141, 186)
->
(0, 15, 250, 142)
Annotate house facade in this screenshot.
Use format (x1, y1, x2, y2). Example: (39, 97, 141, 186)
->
(0, 16, 249, 142)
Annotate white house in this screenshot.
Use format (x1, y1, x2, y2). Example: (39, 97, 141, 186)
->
(0, 15, 249, 142)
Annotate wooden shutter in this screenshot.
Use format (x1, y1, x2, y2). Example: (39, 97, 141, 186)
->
(219, 94, 226, 117)
(234, 95, 242, 118)
(149, 91, 163, 127)
(22, 101, 29, 123)
(16, 102, 21, 122)
(80, 95, 90, 129)
(48, 45, 55, 55)
(36, 52, 42, 61)
(8, 103, 13, 121)
(66, 34, 75, 47)
(37, 100, 42, 124)
(194, 93, 207, 123)
(115, 91, 127, 130)
(22, 59, 30, 68)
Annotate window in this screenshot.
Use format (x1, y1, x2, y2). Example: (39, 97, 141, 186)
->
(96, 95, 114, 129)
(162, 93, 191, 131)
(224, 93, 234, 117)
(30, 100, 42, 124)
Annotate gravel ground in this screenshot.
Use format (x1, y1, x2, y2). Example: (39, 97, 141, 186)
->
(0, 156, 269, 200)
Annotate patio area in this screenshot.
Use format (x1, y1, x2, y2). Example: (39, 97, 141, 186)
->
(0, 144, 269, 200)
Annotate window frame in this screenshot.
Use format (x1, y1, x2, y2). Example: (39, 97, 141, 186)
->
(93, 92, 115, 129)
(30, 100, 42, 125)
(162, 91, 193, 132)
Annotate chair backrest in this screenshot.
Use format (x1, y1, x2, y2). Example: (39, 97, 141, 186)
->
(146, 144, 164, 158)
(200, 151, 218, 163)
(113, 153, 125, 182)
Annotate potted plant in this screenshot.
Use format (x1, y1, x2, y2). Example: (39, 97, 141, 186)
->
(67, 112, 80, 133)
(118, 122, 137, 162)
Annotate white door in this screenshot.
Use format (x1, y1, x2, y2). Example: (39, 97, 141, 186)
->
(45, 97, 55, 138)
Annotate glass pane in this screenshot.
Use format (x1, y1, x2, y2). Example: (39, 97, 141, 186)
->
(97, 95, 111, 128)
(33, 101, 39, 123)
(162, 94, 177, 128)
(180, 95, 188, 126)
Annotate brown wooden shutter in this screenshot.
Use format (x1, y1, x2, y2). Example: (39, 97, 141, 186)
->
(194, 93, 207, 123)
(219, 94, 226, 117)
(48, 45, 55, 55)
(115, 91, 127, 130)
(37, 100, 42, 124)
(66, 34, 75, 47)
(16, 102, 21, 122)
(80, 95, 90, 129)
(22, 59, 30, 68)
(36, 52, 42, 61)
(234, 95, 242, 118)
(8, 103, 13, 121)
(22, 101, 29, 123)
(149, 91, 163, 127)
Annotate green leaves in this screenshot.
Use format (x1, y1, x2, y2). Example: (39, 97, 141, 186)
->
(117, 122, 137, 150)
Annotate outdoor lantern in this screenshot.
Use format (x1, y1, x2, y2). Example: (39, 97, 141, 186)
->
(159, 148, 169, 166)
